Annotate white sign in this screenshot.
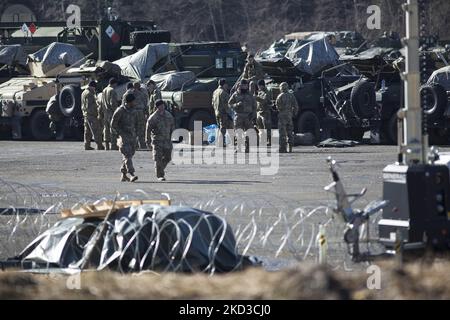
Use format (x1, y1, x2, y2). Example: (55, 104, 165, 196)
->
(21, 23, 29, 36)
(105, 25, 115, 38)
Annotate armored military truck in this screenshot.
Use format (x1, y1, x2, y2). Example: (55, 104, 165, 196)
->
(0, 59, 127, 140)
(156, 42, 247, 130)
(0, 17, 170, 62)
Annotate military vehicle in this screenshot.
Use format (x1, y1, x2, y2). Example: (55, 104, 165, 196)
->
(341, 35, 450, 144)
(260, 58, 378, 143)
(156, 42, 247, 130)
(0, 58, 126, 140)
(0, 15, 170, 62)
(257, 35, 379, 144)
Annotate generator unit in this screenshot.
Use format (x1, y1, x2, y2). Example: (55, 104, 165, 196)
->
(378, 0, 450, 252)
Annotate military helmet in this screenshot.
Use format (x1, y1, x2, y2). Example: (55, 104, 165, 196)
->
(125, 93, 136, 103)
(280, 82, 289, 91)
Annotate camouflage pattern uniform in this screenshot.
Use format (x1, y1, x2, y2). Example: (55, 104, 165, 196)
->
(228, 90, 256, 152)
(99, 85, 119, 149)
(275, 82, 299, 152)
(228, 90, 257, 131)
(146, 110, 175, 179)
(212, 85, 231, 145)
(243, 59, 264, 82)
(111, 104, 138, 175)
(133, 88, 149, 148)
(148, 87, 162, 115)
(255, 86, 272, 144)
(46, 96, 64, 140)
(81, 88, 103, 149)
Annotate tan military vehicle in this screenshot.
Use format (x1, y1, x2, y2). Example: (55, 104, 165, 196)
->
(0, 43, 125, 140)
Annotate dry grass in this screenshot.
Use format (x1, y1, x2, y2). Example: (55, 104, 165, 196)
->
(2, 259, 450, 300)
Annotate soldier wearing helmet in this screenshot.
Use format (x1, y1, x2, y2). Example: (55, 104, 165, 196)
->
(228, 79, 257, 153)
(275, 82, 298, 153)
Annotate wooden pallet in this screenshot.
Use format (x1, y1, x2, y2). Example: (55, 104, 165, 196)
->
(61, 199, 171, 219)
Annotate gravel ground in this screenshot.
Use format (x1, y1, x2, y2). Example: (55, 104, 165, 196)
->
(1, 141, 447, 269)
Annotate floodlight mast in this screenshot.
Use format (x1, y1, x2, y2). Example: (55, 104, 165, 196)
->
(401, 0, 426, 165)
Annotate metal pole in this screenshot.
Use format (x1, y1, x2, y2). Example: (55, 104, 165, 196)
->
(402, 0, 424, 164)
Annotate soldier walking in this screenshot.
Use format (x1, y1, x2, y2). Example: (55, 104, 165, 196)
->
(212, 78, 232, 147)
(81, 80, 104, 150)
(275, 82, 298, 153)
(146, 99, 175, 181)
(228, 79, 257, 153)
(111, 93, 139, 182)
(99, 78, 119, 150)
(254, 80, 272, 146)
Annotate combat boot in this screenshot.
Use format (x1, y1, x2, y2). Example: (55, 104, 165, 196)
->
(97, 144, 105, 150)
(121, 173, 130, 182)
(105, 143, 110, 151)
(129, 174, 138, 183)
(85, 144, 94, 151)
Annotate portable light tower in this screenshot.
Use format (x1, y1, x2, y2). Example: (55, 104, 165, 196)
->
(378, 0, 450, 251)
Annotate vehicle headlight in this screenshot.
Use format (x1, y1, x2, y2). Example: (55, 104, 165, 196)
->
(173, 92, 183, 104)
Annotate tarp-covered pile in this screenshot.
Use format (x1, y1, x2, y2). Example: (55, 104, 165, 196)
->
(28, 42, 85, 77)
(0, 45, 27, 66)
(285, 38, 340, 75)
(428, 66, 450, 91)
(150, 70, 196, 91)
(114, 43, 169, 82)
(9, 204, 253, 273)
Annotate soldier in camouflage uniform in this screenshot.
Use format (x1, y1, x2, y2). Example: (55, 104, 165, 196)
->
(81, 81, 104, 150)
(212, 78, 232, 147)
(146, 80, 162, 115)
(254, 79, 272, 146)
(275, 82, 298, 153)
(111, 93, 139, 182)
(133, 81, 149, 149)
(122, 82, 134, 101)
(146, 99, 175, 181)
(99, 78, 119, 150)
(243, 53, 264, 83)
(228, 79, 257, 153)
(46, 95, 64, 140)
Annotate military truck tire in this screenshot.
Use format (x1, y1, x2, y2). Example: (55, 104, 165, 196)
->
(420, 84, 447, 122)
(350, 80, 376, 119)
(296, 111, 321, 143)
(59, 85, 81, 117)
(188, 110, 216, 131)
(30, 109, 52, 141)
(130, 31, 172, 50)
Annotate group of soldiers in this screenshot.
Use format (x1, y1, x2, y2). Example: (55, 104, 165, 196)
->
(77, 52, 299, 181)
(80, 78, 171, 182)
(213, 53, 299, 153)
